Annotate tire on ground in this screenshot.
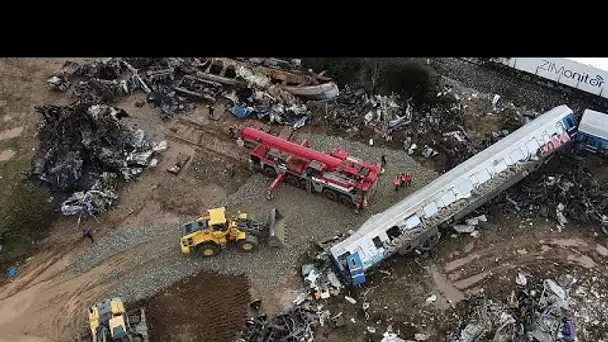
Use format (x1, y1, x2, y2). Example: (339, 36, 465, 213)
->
(338, 195, 354, 207)
(263, 166, 277, 178)
(322, 188, 338, 201)
(198, 242, 220, 257)
(237, 234, 259, 252)
(286, 175, 300, 187)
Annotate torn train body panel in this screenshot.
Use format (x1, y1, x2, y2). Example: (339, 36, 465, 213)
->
(328, 105, 585, 286)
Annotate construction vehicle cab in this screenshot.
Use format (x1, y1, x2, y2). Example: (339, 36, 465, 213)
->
(80, 297, 148, 342)
(180, 207, 285, 257)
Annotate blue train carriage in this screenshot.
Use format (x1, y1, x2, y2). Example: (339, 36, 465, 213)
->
(577, 109, 608, 154)
(330, 105, 581, 286)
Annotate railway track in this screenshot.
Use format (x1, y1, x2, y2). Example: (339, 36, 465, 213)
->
(166, 117, 249, 166)
(433, 57, 608, 111)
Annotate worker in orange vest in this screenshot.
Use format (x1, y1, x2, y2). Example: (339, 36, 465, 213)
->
(405, 172, 412, 187)
(393, 175, 401, 192)
(400, 173, 407, 188)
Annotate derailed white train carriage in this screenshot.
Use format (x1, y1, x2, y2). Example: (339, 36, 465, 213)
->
(330, 105, 579, 285)
(491, 58, 608, 101)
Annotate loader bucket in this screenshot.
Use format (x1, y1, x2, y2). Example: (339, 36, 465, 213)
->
(267, 208, 286, 248)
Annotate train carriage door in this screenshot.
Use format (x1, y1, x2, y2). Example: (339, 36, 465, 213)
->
(346, 252, 366, 285)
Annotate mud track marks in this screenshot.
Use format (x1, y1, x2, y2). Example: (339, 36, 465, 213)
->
(134, 271, 250, 342)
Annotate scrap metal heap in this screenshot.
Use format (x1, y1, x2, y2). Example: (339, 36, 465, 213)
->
(236, 299, 321, 342)
(448, 272, 608, 342)
(46, 57, 339, 124)
(29, 103, 166, 216)
(497, 152, 608, 230)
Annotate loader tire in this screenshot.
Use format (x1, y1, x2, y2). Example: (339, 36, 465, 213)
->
(237, 235, 259, 253)
(198, 242, 220, 257)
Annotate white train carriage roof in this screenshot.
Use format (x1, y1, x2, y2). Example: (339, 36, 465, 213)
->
(331, 105, 574, 256)
(579, 109, 608, 140)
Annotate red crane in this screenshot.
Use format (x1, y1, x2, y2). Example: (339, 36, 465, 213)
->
(238, 127, 381, 210)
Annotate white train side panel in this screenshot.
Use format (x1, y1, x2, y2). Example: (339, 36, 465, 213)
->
(497, 58, 608, 100)
(330, 106, 579, 284)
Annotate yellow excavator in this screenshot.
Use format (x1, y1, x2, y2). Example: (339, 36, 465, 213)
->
(179, 207, 286, 257)
(77, 297, 148, 342)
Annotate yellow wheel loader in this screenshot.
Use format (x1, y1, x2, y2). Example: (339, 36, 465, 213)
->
(76, 297, 148, 342)
(179, 207, 286, 257)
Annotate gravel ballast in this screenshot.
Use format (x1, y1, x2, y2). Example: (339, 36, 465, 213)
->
(68, 134, 439, 303)
(430, 58, 608, 113)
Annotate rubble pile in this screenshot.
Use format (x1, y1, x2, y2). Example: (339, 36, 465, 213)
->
(236, 300, 321, 342)
(315, 81, 532, 166)
(29, 103, 166, 216)
(449, 273, 608, 342)
(47, 57, 335, 124)
(499, 153, 608, 230)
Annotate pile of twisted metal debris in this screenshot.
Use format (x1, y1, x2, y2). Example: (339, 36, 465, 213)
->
(236, 299, 322, 342)
(497, 152, 608, 230)
(29, 103, 166, 216)
(46, 58, 340, 123)
(449, 271, 608, 342)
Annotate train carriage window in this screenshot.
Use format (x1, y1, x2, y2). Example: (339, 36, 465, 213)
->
(526, 138, 541, 154)
(404, 214, 422, 229)
(477, 169, 491, 184)
(494, 158, 508, 172)
(469, 174, 479, 185)
(509, 149, 525, 163)
(459, 179, 474, 194)
(372, 237, 383, 249)
(485, 165, 496, 176)
(435, 198, 445, 208)
(441, 190, 456, 206)
(423, 202, 438, 217)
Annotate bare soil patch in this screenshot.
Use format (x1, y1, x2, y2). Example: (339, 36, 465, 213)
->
(134, 271, 250, 342)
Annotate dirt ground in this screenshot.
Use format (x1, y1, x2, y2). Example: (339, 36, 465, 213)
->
(1, 58, 608, 342)
(134, 272, 250, 342)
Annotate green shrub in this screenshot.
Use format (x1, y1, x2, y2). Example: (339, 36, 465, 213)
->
(0, 180, 57, 271)
(302, 58, 439, 104)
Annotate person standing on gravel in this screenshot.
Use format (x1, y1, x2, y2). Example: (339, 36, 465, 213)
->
(208, 105, 215, 119)
(393, 175, 401, 192)
(380, 155, 387, 174)
(405, 171, 412, 188)
(82, 228, 94, 243)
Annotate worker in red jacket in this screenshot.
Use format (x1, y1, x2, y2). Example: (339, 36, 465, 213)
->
(393, 175, 401, 192)
(405, 172, 412, 187)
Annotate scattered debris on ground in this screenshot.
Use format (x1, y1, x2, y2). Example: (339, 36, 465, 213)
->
(448, 271, 608, 342)
(237, 299, 321, 342)
(46, 57, 339, 124)
(29, 103, 166, 216)
(496, 152, 608, 230)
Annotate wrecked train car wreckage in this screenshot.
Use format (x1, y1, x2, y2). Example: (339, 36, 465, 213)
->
(52, 58, 339, 122)
(29, 103, 166, 216)
(329, 105, 587, 286)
